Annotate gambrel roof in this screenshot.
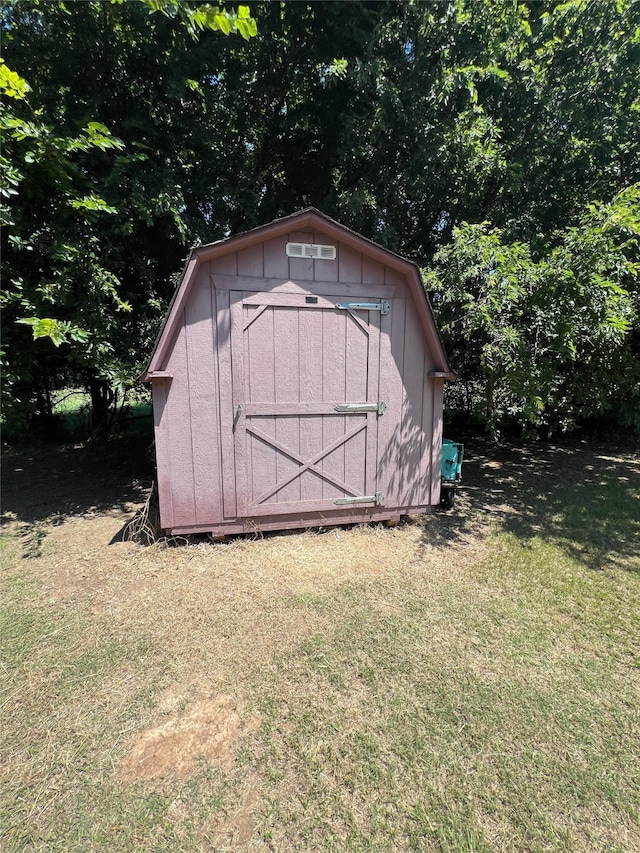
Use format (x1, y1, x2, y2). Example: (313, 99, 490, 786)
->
(142, 207, 453, 381)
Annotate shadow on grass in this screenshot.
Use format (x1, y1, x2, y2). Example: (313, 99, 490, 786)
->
(429, 437, 640, 573)
(1, 432, 153, 534)
(3, 430, 638, 575)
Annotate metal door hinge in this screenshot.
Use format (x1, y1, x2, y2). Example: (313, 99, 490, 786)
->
(334, 492, 384, 507)
(334, 401, 387, 416)
(335, 300, 390, 314)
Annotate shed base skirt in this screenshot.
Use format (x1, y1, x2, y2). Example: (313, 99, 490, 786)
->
(165, 506, 431, 537)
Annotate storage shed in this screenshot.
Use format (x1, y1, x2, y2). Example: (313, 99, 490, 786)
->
(142, 208, 454, 535)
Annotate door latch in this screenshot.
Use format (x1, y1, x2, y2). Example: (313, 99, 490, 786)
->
(232, 403, 242, 433)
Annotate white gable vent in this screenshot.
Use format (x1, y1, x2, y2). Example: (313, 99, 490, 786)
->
(286, 242, 336, 260)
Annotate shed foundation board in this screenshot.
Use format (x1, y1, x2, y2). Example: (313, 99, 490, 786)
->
(166, 506, 431, 536)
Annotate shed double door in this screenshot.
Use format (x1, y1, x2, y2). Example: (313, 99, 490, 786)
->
(229, 286, 386, 518)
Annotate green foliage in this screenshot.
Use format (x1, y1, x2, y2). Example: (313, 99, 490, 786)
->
(0, 44, 135, 430)
(116, 0, 258, 41)
(0, 0, 255, 434)
(1, 0, 638, 438)
(69, 194, 119, 214)
(16, 318, 90, 347)
(0, 57, 30, 98)
(426, 185, 640, 434)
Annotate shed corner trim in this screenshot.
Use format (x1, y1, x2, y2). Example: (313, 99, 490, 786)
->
(139, 369, 173, 383)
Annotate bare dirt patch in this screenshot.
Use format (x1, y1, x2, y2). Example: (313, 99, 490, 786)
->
(117, 694, 261, 782)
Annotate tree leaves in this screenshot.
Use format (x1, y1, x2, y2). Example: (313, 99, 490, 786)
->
(69, 194, 119, 214)
(426, 185, 640, 434)
(138, 0, 258, 40)
(1, 0, 638, 436)
(0, 59, 30, 99)
(16, 318, 89, 347)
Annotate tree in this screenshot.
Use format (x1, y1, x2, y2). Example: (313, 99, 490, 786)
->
(1, 0, 256, 433)
(2, 0, 639, 439)
(425, 185, 640, 434)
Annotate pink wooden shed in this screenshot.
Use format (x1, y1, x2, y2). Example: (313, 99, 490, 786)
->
(142, 209, 454, 535)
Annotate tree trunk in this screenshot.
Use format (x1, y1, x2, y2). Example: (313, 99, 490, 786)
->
(88, 377, 114, 434)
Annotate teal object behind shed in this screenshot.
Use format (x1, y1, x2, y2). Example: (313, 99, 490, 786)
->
(441, 438, 464, 483)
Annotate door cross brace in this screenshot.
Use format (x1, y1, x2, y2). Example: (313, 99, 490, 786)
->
(246, 420, 368, 505)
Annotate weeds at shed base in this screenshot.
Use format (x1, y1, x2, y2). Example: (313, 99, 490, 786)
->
(119, 482, 161, 546)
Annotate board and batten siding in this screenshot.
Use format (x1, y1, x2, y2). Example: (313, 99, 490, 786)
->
(150, 213, 449, 535)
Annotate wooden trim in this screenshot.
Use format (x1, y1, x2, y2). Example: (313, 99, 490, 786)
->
(345, 309, 371, 335)
(230, 296, 248, 515)
(195, 209, 413, 275)
(166, 506, 431, 536)
(428, 371, 458, 380)
(406, 266, 451, 375)
(365, 310, 381, 496)
(247, 419, 367, 505)
(245, 497, 373, 517)
(243, 292, 339, 309)
(244, 401, 379, 416)
(212, 275, 396, 299)
(242, 303, 268, 331)
(216, 289, 237, 519)
(431, 381, 444, 504)
(153, 380, 173, 530)
(146, 255, 198, 375)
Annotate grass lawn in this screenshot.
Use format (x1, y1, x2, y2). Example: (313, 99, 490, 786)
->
(1, 438, 638, 851)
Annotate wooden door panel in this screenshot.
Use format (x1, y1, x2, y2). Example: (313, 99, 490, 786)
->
(245, 415, 368, 512)
(231, 287, 385, 516)
(273, 303, 300, 504)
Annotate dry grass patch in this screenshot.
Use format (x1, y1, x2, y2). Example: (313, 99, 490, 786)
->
(28, 504, 490, 700)
(1, 440, 639, 851)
